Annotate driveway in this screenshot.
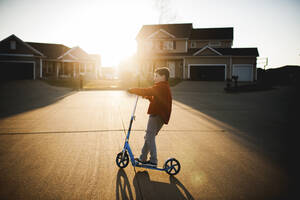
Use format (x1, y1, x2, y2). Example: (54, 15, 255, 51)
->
(0, 80, 295, 199)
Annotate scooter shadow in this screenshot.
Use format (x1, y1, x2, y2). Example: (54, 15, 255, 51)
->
(116, 169, 194, 200)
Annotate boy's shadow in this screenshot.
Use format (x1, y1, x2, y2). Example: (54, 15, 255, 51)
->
(116, 169, 194, 200)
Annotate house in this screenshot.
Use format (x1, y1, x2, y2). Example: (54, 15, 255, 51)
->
(0, 34, 100, 81)
(100, 67, 118, 79)
(136, 23, 259, 82)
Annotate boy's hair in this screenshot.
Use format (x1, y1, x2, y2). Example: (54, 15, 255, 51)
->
(155, 67, 170, 81)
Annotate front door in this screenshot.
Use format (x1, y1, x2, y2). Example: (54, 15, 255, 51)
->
(167, 61, 175, 78)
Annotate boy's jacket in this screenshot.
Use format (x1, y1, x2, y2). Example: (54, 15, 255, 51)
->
(128, 81, 172, 124)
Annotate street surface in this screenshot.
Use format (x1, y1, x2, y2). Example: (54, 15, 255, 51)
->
(0, 80, 295, 199)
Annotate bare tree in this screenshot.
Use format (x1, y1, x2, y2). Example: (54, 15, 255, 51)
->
(154, 0, 178, 24)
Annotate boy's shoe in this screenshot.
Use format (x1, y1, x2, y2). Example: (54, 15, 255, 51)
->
(135, 158, 146, 164)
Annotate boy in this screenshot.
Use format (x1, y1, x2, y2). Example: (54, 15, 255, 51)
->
(127, 67, 172, 166)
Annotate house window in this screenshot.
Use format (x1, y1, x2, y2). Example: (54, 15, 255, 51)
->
(10, 40, 16, 50)
(163, 41, 173, 50)
(191, 41, 196, 48)
(80, 64, 85, 73)
(209, 41, 221, 47)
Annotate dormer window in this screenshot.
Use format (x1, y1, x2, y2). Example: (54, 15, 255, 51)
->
(10, 40, 16, 50)
(209, 41, 221, 47)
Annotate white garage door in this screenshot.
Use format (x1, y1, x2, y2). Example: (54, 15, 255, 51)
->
(232, 64, 253, 81)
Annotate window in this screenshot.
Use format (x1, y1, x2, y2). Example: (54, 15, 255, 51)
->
(209, 41, 221, 47)
(163, 41, 173, 50)
(10, 40, 16, 50)
(191, 41, 196, 48)
(80, 64, 85, 73)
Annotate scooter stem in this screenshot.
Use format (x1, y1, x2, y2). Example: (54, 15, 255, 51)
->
(131, 95, 139, 118)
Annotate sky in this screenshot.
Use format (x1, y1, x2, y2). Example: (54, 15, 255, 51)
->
(0, 0, 299, 68)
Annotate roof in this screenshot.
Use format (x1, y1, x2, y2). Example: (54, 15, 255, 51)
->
(136, 23, 193, 40)
(27, 42, 70, 59)
(215, 48, 259, 56)
(1, 34, 98, 61)
(136, 23, 234, 41)
(60, 46, 92, 61)
(190, 28, 233, 40)
(0, 34, 44, 56)
(28, 43, 96, 61)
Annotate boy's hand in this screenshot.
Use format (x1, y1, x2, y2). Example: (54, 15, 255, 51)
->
(143, 96, 153, 101)
(127, 88, 133, 94)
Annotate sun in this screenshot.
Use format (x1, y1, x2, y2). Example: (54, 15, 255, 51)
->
(68, 2, 144, 68)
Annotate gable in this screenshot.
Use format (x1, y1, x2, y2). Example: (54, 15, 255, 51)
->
(0, 35, 43, 56)
(136, 23, 192, 40)
(58, 46, 91, 61)
(69, 47, 90, 60)
(147, 29, 175, 39)
(196, 48, 220, 56)
(60, 53, 78, 61)
(193, 46, 222, 56)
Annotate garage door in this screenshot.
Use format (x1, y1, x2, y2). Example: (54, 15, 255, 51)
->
(232, 65, 253, 81)
(190, 65, 225, 81)
(0, 62, 34, 81)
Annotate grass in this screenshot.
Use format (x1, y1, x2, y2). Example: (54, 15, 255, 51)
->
(42, 79, 80, 89)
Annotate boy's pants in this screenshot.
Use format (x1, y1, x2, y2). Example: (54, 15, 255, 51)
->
(139, 114, 164, 164)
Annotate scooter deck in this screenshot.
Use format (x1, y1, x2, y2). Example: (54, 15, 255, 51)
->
(133, 161, 166, 171)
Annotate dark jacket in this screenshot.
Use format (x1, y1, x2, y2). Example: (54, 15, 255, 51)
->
(128, 81, 172, 124)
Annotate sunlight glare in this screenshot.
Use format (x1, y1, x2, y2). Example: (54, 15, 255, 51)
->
(68, 1, 150, 67)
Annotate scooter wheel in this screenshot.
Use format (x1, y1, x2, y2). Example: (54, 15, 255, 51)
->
(164, 158, 181, 175)
(116, 152, 129, 168)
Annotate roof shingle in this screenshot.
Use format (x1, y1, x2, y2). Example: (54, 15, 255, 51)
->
(27, 42, 70, 59)
(136, 23, 193, 40)
(136, 24, 233, 40)
(190, 28, 233, 40)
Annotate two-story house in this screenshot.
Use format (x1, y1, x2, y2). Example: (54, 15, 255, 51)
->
(136, 23, 259, 82)
(0, 34, 100, 81)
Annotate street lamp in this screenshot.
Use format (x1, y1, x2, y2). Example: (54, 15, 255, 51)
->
(257, 57, 268, 82)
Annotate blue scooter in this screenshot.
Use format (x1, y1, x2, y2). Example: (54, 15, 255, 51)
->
(116, 96, 181, 175)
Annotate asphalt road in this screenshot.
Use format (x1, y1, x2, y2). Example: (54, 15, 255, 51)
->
(0, 81, 295, 199)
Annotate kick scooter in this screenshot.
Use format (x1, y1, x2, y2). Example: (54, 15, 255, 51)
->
(116, 95, 181, 175)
